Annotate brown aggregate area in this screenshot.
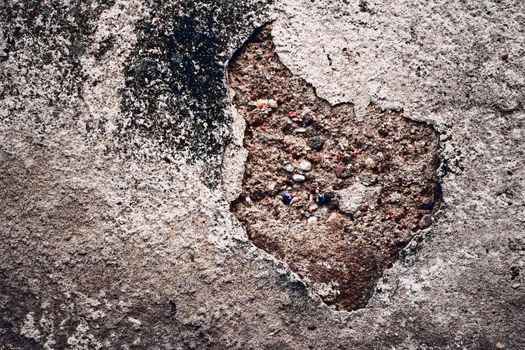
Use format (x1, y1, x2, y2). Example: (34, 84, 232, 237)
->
(228, 24, 441, 310)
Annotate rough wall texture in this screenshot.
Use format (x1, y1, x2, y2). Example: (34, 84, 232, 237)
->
(228, 24, 441, 312)
(0, 0, 524, 349)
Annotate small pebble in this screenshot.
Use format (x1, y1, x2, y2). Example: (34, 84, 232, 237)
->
(359, 176, 377, 186)
(295, 128, 307, 133)
(284, 164, 294, 173)
(315, 192, 335, 206)
(512, 283, 521, 289)
(388, 192, 402, 204)
(341, 169, 353, 179)
(267, 99, 278, 109)
(304, 117, 315, 126)
(337, 183, 380, 215)
(277, 192, 293, 205)
(292, 174, 306, 182)
(307, 153, 322, 163)
(299, 160, 312, 172)
(307, 217, 318, 225)
(255, 99, 268, 109)
(335, 165, 347, 178)
(307, 136, 325, 151)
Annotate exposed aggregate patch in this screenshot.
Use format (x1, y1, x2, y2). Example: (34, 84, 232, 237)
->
(229, 25, 441, 310)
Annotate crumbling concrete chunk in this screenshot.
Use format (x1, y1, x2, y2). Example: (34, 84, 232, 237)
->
(336, 183, 381, 215)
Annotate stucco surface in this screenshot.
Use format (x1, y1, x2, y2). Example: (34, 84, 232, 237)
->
(0, 0, 524, 349)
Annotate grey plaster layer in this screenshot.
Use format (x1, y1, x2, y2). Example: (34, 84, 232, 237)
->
(273, 0, 525, 120)
(0, 0, 524, 349)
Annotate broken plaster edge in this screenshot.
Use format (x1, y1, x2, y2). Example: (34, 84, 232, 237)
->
(217, 18, 457, 316)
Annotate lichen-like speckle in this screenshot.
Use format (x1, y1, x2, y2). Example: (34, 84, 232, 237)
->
(118, 0, 274, 184)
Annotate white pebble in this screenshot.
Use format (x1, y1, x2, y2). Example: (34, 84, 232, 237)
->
(299, 160, 312, 172)
(307, 217, 318, 225)
(292, 174, 306, 182)
(267, 99, 278, 109)
(284, 164, 294, 173)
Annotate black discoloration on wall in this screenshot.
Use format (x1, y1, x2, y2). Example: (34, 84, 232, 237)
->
(1, 0, 273, 185)
(0, 0, 115, 100)
(120, 0, 273, 181)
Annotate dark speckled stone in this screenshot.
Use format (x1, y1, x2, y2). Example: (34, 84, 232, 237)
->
(120, 0, 273, 184)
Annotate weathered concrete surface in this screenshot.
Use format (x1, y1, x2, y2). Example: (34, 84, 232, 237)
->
(0, 0, 524, 349)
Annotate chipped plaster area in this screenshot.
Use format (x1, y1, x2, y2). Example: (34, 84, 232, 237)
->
(227, 24, 440, 311)
(269, 0, 525, 347)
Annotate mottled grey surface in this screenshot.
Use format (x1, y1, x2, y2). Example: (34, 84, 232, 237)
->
(0, 0, 524, 349)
